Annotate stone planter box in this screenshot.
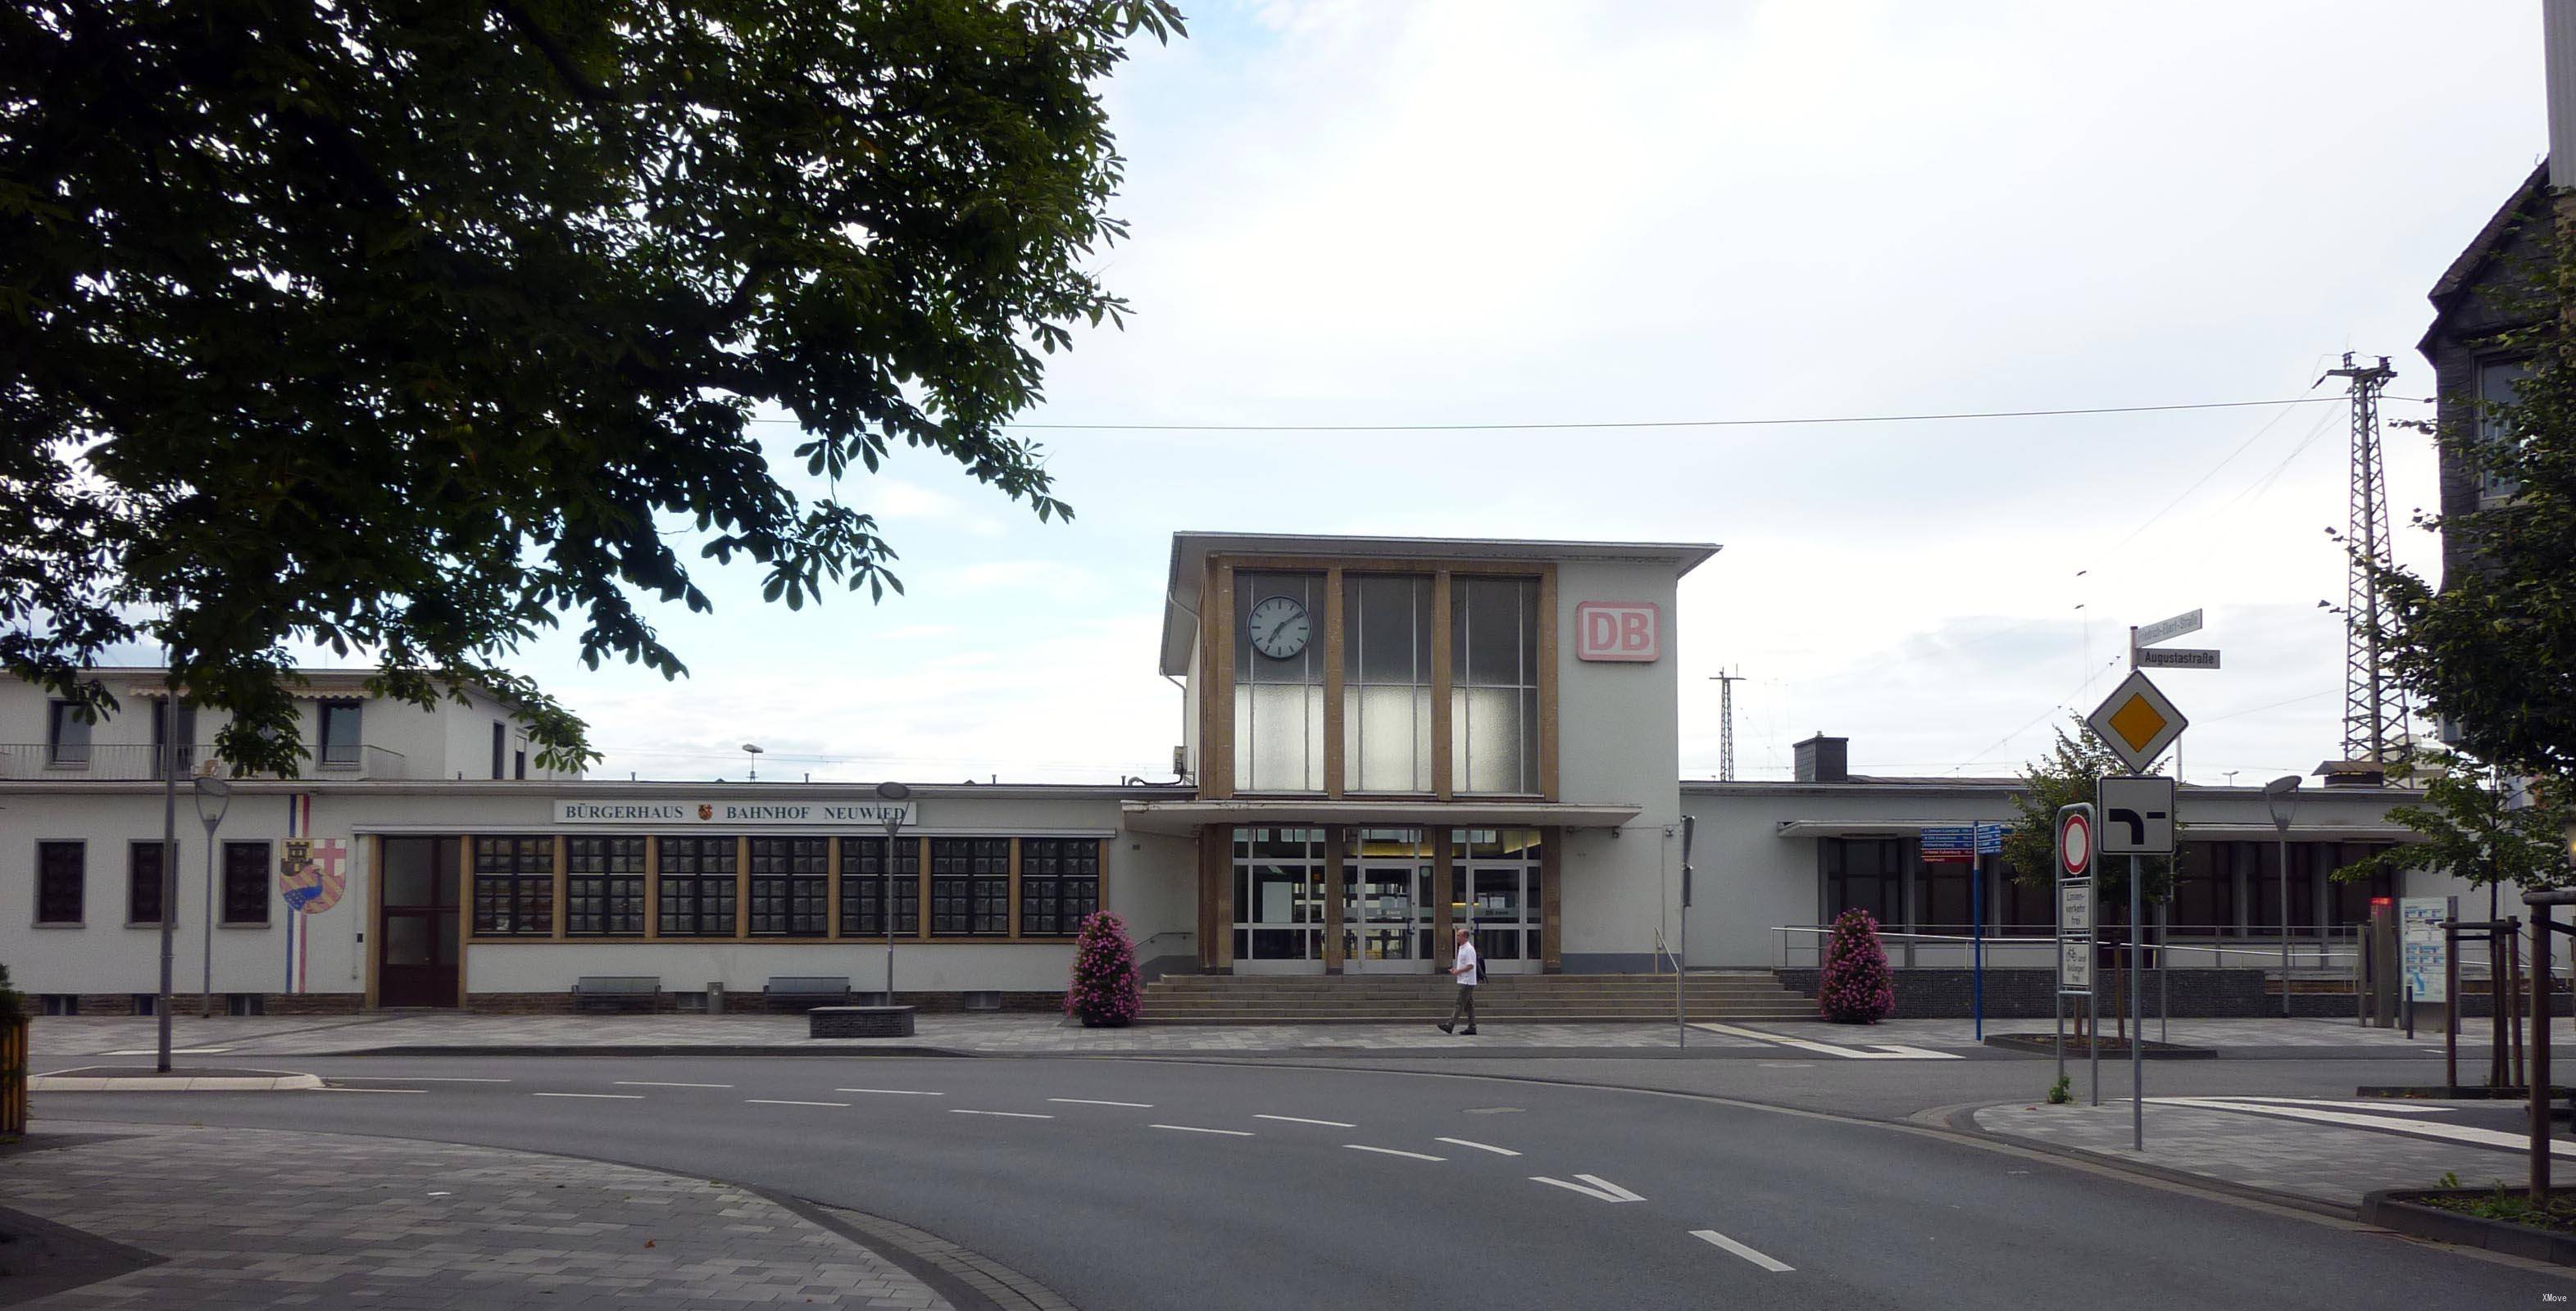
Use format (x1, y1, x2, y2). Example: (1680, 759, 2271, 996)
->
(808, 1005, 915, 1039)
(2361, 1189, 2576, 1264)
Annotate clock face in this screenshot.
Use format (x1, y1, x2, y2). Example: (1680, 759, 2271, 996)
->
(1247, 596, 1312, 660)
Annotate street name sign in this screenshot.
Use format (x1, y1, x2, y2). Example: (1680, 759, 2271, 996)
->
(2134, 609, 2202, 648)
(2135, 646, 2221, 669)
(2097, 775, 2176, 855)
(2087, 670, 2188, 773)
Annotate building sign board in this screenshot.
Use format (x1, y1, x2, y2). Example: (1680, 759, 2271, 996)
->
(552, 799, 918, 827)
(2400, 896, 2452, 1003)
(1574, 601, 1661, 663)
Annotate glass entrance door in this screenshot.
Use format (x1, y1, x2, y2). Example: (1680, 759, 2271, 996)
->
(1344, 828, 1433, 973)
(1458, 828, 1543, 975)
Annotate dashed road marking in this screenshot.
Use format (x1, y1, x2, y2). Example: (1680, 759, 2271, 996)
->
(1344, 1145, 1447, 1162)
(747, 1099, 852, 1108)
(1049, 1098, 1155, 1108)
(1255, 1114, 1356, 1127)
(1691, 1228, 1794, 1272)
(533, 1092, 643, 1100)
(1152, 1124, 1256, 1137)
(951, 1109, 1054, 1119)
(330, 1076, 512, 1082)
(1434, 1137, 1521, 1157)
(616, 1081, 734, 1090)
(837, 1087, 944, 1096)
(1530, 1174, 1647, 1204)
(315, 1086, 424, 1094)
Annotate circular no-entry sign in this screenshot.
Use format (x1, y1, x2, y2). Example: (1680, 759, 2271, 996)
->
(2057, 810, 2092, 879)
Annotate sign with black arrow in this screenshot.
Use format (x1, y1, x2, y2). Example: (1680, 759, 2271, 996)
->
(2096, 775, 2175, 856)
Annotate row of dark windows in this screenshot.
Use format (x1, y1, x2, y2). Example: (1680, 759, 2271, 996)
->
(1821, 837, 2402, 936)
(31, 840, 275, 926)
(468, 836, 1102, 938)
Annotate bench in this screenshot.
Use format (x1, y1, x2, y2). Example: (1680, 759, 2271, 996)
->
(765, 976, 854, 1012)
(570, 976, 661, 1014)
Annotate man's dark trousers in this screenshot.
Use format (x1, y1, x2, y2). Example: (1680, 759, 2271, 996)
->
(1449, 984, 1476, 1030)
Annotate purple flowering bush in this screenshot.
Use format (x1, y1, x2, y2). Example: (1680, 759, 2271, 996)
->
(1817, 908, 1895, 1024)
(1064, 910, 1141, 1027)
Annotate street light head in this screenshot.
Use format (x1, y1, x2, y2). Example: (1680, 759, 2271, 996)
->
(192, 773, 231, 827)
(740, 743, 764, 755)
(875, 780, 911, 801)
(2263, 774, 2300, 831)
(2261, 775, 2301, 796)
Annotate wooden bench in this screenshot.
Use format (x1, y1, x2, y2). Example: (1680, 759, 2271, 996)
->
(570, 976, 661, 1014)
(764, 976, 853, 1012)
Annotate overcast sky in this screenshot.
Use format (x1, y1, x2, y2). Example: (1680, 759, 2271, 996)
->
(515, 0, 2549, 789)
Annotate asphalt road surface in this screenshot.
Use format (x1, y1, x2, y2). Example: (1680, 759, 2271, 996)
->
(55, 1055, 2568, 1309)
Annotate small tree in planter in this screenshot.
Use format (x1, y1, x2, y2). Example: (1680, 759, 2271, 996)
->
(1064, 910, 1141, 1028)
(1818, 908, 1896, 1024)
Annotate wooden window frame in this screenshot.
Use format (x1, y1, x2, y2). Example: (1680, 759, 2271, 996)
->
(470, 836, 555, 936)
(565, 837, 647, 937)
(1017, 838, 1102, 937)
(654, 835, 738, 937)
(34, 840, 84, 924)
(929, 837, 1011, 937)
(748, 837, 831, 937)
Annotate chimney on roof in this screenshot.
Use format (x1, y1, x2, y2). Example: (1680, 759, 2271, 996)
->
(1792, 734, 1849, 783)
(2315, 760, 2387, 789)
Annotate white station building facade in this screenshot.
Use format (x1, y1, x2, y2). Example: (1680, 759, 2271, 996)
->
(0, 531, 2468, 1015)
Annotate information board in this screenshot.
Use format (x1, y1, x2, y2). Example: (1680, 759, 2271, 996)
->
(2399, 896, 2452, 1003)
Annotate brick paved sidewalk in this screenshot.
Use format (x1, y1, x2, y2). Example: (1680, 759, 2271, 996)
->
(0, 1122, 958, 1310)
(24, 1011, 2497, 1060)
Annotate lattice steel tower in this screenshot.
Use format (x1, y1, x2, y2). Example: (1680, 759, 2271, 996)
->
(2324, 352, 2410, 764)
(1711, 668, 1744, 781)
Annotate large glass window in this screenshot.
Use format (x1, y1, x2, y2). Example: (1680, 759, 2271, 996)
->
(749, 837, 829, 936)
(319, 701, 363, 767)
(1452, 576, 1540, 794)
(657, 837, 737, 937)
(2172, 842, 2235, 933)
(1020, 838, 1101, 937)
(1916, 857, 1971, 934)
(1233, 827, 1325, 961)
(2476, 356, 2533, 501)
(1456, 828, 1542, 964)
(127, 840, 167, 925)
(1343, 574, 1434, 793)
(35, 841, 84, 923)
(1823, 838, 1901, 928)
(471, 837, 554, 935)
(1235, 572, 1327, 792)
(839, 837, 920, 937)
(566, 837, 646, 936)
(931, 838, 1010, 936)
(222, 841, 271, 925)
(46, 699, 90, 766)
(152, 699, 198, 778)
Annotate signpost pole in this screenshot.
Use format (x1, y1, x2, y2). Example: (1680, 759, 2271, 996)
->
(1972, 824, 1985, 1044)
(2131, 853, 2144, 1151)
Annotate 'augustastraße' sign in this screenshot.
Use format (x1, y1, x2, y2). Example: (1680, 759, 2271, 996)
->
(553, 799, 917, 827)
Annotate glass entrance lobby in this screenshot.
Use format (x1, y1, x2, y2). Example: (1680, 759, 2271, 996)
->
(1226, 825, 1542, 975)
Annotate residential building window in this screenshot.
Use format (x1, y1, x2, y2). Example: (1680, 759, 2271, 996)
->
(514, 744, 528, 780)
(566, 837, 646, 936)
(2476, 356, 2533, 501)
(127, 841, 169, 924)
(749, 837, 829, 937)
(46, 699, 90, 766)
(319, 701, 362, 767)
(839, 837, 920, 937)
(1234, 571, 1326, 792)
(35, 841, 84, 923)
(152, 699, 198, 778)
(491, 722, 507, 779)
(470, 836, 554, 935)
(1343, 574, 1434, 793)
(1452, 575, 1540, 794)
(1822, 837, 1901, 928)
(1019, 839, 1101, 937)
(222, 841, 271, 925)
(930, 837, 1009, 936)
(657, 836, 737, 937)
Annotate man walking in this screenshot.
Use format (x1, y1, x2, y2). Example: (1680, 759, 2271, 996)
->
(1437, 925, 1479, 1036)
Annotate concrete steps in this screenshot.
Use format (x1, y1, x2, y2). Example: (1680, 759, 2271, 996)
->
(1136, 971, 1816, 1024)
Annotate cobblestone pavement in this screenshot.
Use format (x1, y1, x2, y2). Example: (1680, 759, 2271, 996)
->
(1974, 1096, 2568, 1208)
(0, 1122, 953, 1310)
(25, 1012, 2490, 1059)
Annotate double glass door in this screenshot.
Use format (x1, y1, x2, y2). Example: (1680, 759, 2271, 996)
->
(1343, 828, 1433, 973)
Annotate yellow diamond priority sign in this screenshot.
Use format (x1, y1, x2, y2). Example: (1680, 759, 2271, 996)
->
(2086, 669, 2188, 773)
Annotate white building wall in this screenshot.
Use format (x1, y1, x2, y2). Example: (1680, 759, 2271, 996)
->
(1552, 559, 1686, 971)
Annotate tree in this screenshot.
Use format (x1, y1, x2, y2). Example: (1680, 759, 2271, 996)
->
(0, 0, 1184, 773)
(1064, 910, 1139, 1027)
(2002, 716, 2177, 909)
(2333, 748, 2574, 915)
(1818, 908, 1895, 1024)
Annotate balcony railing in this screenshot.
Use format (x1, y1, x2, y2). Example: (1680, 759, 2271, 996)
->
(0, 742, 407, 781)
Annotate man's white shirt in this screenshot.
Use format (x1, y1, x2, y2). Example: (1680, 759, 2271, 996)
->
(1453, 942, 1479, 986)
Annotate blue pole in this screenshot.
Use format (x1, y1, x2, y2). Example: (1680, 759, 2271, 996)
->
(1973, 823, 1986, 1042)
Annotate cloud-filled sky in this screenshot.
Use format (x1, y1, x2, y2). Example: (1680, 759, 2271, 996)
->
(512, 0, 2548, 789)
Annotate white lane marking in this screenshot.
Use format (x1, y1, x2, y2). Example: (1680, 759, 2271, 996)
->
(1692, 1228, 1795, 1272)
(1693, 1023, 1962, 1059)
(2149, 1097, 2576, 1157)
(2185, 1096, 2451, 1114)
(616, 1081, 734, 1090)
(1151, 1123, 1256, 1137)
(837, 1087, 944, 1096)
(1529, 1174, 1647, 1204)
(1255, 1114, 1356, 1127)
(747, 1099, 852, 1108)
(950, 1109, 1054, 1119)
(1049, 1098, 1155, 1109)
(328, 1076, 513, 1082)
(533, 1092, 643, 1100)
(103, 1048, 232, 1056)
(314, 1086, 425, 1094)
(1345, 1145, 1447, 1162)
(1434, 1136, 1522, 1157)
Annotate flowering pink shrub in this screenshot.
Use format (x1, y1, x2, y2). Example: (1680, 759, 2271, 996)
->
(1064, 910, 1141, 1027)
(1818, 908, 1895, 1024)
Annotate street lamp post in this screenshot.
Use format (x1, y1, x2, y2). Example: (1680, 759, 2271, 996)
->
(877, 780, 912, 1006)
(742, 742, 763, 782)
(2265, 775, 2302, 1018)
(193, 774, 232, 1017)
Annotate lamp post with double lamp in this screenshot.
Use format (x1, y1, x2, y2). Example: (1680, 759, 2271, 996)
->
(2264, 775, 2302, 1018)
(193, 774, 232, 1017)
(877, 780, 912, 1006)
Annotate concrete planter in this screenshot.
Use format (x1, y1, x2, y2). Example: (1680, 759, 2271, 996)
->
(2361, 1189, 2576, 1264)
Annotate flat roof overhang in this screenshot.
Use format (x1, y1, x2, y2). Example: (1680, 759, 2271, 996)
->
(1772, 819, 2422, 842)
(1121, 799, 1645, 836)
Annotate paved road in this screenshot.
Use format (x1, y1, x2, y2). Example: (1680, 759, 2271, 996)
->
(46, 1054, 2567, 1310)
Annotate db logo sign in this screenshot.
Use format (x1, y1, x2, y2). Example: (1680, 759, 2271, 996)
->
(1575, 601, 1661, 663)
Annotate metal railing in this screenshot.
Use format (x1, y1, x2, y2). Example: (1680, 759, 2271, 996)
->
(0, 742, 407, 781)
(1772, 923, 2361, 972)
